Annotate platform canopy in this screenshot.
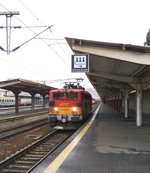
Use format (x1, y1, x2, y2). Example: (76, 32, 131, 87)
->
(0, 78, 55, 96)
(66, 37, 150, 99)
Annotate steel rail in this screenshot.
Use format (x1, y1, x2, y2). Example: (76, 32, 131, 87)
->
(0, 130, 74, 172)
(0, 119, 49, 140)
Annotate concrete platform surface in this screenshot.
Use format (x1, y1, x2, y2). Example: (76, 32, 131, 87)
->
(31, 103, 150, 173)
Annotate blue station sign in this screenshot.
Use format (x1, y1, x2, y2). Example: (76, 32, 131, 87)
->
(71, 54, 89, 73)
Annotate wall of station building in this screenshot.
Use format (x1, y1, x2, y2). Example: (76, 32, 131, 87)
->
(106, 89, 150, 124)
(106, 98, 122, 112)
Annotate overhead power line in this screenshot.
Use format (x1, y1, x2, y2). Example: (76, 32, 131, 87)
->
(0, 25, 48, 29)
(11, 25, 54, 52)
(0, 25, 54, 53)
(18, 0, 46, 26)
(35, 78, 84, 84)
(0, 2, 70, 68)
(18, 0, 70, 64)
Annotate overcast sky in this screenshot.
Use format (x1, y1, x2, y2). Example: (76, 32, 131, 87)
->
(0, 0, 149, 89)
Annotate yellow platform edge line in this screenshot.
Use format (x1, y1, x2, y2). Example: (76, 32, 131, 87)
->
(43, 104, 101, 173)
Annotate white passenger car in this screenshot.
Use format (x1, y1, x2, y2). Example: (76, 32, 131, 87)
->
(0, 96, 15, 107)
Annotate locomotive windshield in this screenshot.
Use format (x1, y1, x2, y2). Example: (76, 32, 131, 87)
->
(52, 91, 78, 100)
(53, 92, 64, 100)
(66, 92, 78, 100)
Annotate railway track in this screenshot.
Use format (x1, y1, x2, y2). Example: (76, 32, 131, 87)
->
(0, 109, 48, 123)
(0, 119, 49, 140)
(0, 130, 74, 173)
(0, 110, 49, 134)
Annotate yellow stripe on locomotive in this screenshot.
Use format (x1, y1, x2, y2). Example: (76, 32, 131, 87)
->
(49, 106, 82, 115)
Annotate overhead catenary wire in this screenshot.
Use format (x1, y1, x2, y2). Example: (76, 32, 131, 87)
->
(50, 31, 71, 60)
(0, 25, 49, 29)
(0, 4, 59, 79)
(18, 0, 46, 26)
(11, 25, 53, 52)
(0, 1, 88, 87)
(18, 0, 71, 60)
(0, 4, 51, 45)
(0, 2, 50, 44)
(0, 2, 70, 67)
(0, 3, 37, 35)
(0, 3, 65, 79)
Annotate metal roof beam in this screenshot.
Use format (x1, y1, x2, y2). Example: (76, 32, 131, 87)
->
(0, 81, 21, 88)
(87, 72, 134, 83)
(92, 82, 127, 90)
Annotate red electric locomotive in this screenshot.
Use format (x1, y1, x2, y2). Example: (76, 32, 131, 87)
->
(48, 81, 92, 129)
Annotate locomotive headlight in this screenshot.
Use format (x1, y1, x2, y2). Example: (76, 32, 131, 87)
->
(54, 107, 58, 111)
(72, 107, 77, 112)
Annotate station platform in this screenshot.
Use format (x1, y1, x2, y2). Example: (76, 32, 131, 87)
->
(31, 103, 150, 173)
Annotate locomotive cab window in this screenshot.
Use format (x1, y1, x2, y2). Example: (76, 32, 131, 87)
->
(66, 92, 78, 100)
(53, 92, 64, 100)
